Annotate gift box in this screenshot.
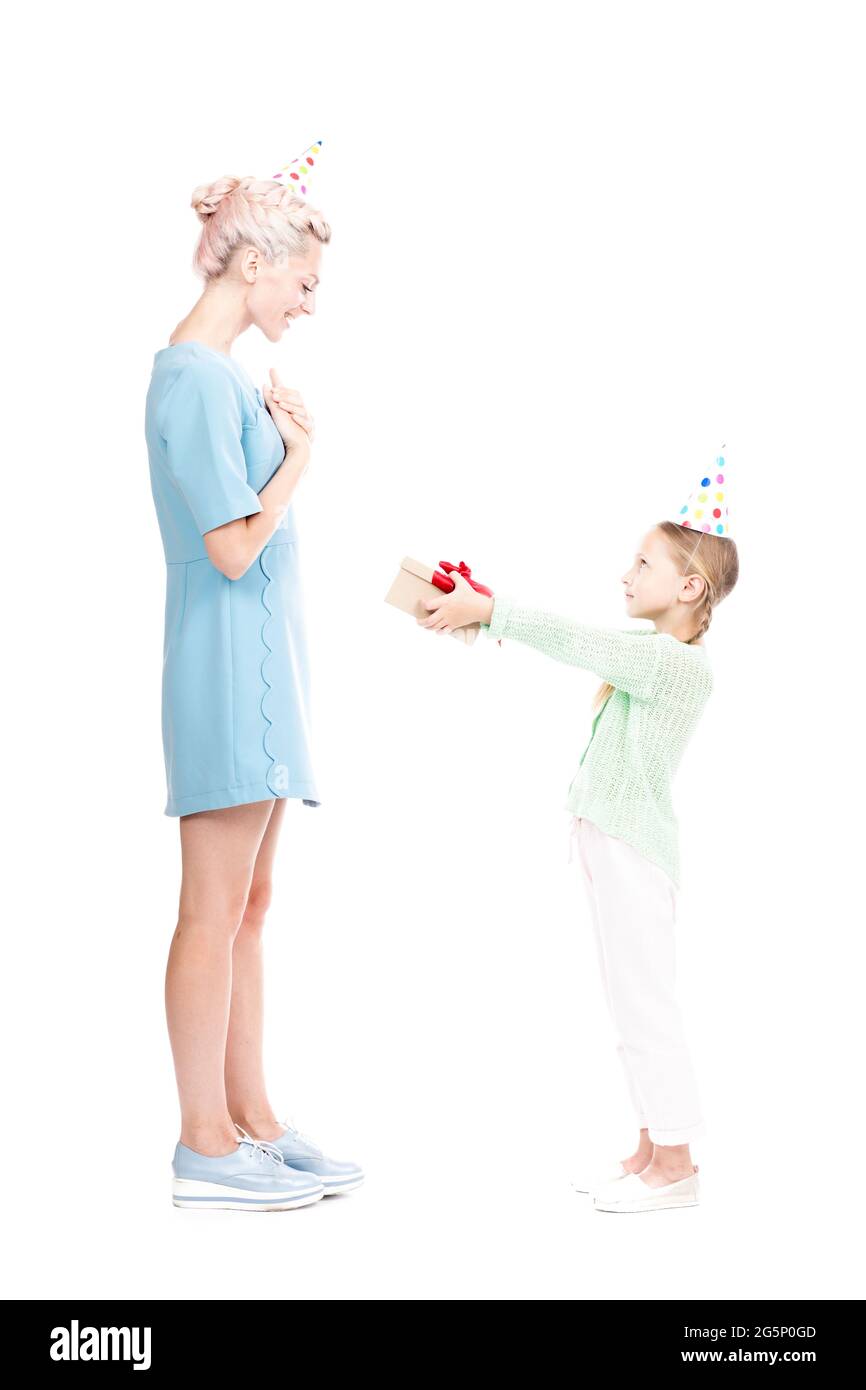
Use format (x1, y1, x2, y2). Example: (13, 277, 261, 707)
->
(384, 557, 493, 645)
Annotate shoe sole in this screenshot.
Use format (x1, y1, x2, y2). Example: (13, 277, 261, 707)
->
(321, 1175, 365, 1195)
(594, 1192, 700, 1213)
(172, 1177, 324, 1211)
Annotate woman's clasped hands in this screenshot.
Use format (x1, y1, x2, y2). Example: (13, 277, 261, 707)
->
(263, 365, 315, 449)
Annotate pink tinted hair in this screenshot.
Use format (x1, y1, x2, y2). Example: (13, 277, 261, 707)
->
(189, 175, 332, 279)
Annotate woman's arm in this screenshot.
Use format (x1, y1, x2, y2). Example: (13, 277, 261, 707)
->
(203, 440, 310, 580)
(161, 361, 313, 581)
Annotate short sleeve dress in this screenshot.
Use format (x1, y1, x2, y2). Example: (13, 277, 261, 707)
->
(144, 341, 321, 816)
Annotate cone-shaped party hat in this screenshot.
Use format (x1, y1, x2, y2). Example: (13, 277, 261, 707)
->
(267, 139, 323, 197)
(670, 448, 733, 540)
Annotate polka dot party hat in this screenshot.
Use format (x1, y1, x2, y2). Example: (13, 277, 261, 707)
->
(267, 139, 323, 197)
(671, 447, 734, 540)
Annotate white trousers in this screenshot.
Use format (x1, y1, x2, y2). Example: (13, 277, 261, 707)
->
(568, 814, 706, 1146)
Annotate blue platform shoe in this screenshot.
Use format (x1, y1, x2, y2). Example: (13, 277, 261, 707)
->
(261, 1116, 365, 1195)
(172, 1125, 326, 1211)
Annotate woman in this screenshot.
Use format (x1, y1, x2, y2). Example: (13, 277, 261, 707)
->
(144, 173, 363, 1212)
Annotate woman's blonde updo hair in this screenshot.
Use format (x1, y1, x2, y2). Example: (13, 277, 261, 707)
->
(189, 175, 331, 280)
(591, 521, 739, 713)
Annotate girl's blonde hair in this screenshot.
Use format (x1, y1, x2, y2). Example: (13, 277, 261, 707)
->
(189, 175, 332, 280)
(591, 521, 740, 713)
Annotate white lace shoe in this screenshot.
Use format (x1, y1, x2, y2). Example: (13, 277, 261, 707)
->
(593, 1164, 700, 1213)
(570, 1161, 635, 1194)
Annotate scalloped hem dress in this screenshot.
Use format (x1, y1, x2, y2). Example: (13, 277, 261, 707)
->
(144, 342, 321, 817)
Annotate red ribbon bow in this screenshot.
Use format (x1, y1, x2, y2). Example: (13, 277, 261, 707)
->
(431, 559, 494, 596)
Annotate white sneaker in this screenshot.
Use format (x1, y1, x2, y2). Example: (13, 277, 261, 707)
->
(593, 1164, 700, 1213)
(570, 1160, 635, 1194)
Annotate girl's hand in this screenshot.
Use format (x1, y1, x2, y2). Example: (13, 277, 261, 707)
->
(417, 571, 494, 633)
(263, 367, 316, 449)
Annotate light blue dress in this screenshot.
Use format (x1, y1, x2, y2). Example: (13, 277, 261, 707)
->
(144, 342, 320, 816)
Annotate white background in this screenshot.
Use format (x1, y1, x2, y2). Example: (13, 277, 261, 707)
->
(4, 0, 864, 1300)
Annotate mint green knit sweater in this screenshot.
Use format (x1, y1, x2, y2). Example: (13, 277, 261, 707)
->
(478, 595, 714, 888)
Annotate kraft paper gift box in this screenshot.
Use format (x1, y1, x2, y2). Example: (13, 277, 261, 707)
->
(384, 557, 494, 646)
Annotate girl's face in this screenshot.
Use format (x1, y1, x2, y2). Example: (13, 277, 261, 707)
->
(621, 528, 686, 621)
(247, 243, 322, 343)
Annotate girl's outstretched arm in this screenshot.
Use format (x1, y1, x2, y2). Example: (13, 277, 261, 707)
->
(479, 594, 664, 702)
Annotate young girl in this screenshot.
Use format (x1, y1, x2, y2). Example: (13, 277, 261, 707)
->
(418, 463, 738, 1213)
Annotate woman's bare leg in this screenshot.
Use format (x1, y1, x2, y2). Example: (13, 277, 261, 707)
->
(165, 799, 276, 1156)
(224, 797, 288, 1139)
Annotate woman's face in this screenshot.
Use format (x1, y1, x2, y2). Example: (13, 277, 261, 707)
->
(621, 528, 683, 620)
(247, 243, 323, 343)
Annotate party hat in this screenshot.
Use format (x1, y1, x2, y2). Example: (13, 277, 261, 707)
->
(268, 139, 323, 197)
(671, 447, 733, 540)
